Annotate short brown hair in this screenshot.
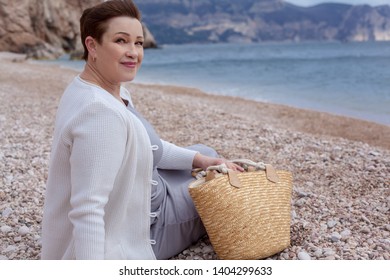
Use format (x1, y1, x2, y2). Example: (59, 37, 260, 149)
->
(80, 0, 141, 61)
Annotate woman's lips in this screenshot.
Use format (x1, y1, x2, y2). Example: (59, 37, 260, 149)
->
(121, 62, 137, 68)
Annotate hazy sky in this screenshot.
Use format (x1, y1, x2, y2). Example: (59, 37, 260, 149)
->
(286, 0, 390, 6)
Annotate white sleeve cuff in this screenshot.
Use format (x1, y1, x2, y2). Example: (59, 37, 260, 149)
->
(157, 140, 197, 170)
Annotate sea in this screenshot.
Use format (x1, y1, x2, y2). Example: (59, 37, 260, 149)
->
(47, 41, 390, 126)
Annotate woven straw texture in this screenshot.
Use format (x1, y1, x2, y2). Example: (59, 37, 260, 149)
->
(189, 169, 292, 260)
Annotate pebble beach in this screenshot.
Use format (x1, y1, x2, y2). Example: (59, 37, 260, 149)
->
(0, 52, 389, 260)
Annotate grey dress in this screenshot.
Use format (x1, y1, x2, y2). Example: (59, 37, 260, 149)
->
(126, 104, 218, 259)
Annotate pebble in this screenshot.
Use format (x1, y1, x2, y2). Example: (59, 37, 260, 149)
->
(327, 220, 337, 228)
(1, 225, 12, 233)
(330, 232, 341, 242)
(297, 190, 309, 198)
(182, 249, 190, 255)
(291, 210, 297, 219)
(3, 245, 17, 253)
(361, 226, 371, 234)
(294, 198, 306, 207)
(369, 151, 381, 156)
(18, 226, 30, 236)
(298, 251, 311, 260)
(323, 248, 335, 257)
(281, 252, 289, 259)
(14, 236, 22, 242)
(193, 247, 202, 254)
(2, 207, 13, 218)
(313, 249, 323, 258)
(361, 215, 371, 224)
(340, 229, 351, 239)
(202, 245, 214, 254)
(366, 165, 376, 172)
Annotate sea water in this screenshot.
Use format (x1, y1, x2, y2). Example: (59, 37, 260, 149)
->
(50, 41, 390, 126)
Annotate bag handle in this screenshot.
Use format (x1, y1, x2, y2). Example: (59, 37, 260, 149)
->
(192, 159, 280, 187)
(230, 159, 280, 183)
(230, 159, 266, 171)
(204, 163, 241, 188)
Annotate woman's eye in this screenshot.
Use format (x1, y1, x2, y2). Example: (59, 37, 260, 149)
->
(136, 41, 144, 46)
(116, 38, 126, 43)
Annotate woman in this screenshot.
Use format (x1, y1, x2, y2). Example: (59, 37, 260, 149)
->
(41, 0, 242, 260)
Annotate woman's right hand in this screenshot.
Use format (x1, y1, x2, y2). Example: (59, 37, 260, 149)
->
(192, 153, 244, 172)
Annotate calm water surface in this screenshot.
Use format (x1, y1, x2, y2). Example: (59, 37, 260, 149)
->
(50, 41, 390, 126)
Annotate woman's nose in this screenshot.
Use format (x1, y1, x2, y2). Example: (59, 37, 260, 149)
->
(126, 44, 138, 58)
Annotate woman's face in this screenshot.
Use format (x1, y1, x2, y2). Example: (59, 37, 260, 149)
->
(95, 16, 144, 84)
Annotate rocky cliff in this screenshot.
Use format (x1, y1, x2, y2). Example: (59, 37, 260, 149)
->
(0, 0, 157, 59)
(134, 0, 390, 44)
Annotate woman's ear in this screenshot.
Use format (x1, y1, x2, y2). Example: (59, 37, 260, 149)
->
(85, 36, 97, 60)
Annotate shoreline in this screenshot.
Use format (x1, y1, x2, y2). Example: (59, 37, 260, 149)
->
(133, 79, 390, 128)
(0, 52, 389, 260)
(127, 82, 390, 150)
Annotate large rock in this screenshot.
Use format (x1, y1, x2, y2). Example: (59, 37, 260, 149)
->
(143, 23, 158, 49)
(0, 0, 157, 59)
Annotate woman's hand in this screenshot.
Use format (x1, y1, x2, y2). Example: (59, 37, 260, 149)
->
(192, 153, 244, 172)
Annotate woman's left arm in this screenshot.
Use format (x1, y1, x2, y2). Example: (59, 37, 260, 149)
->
(157, 140, 198, 170)
(158, 140, 243, 172)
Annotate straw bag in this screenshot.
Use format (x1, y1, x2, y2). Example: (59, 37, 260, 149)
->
(189, 159, 292, 260)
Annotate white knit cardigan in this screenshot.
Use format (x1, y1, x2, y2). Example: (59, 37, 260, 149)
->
(41, 76, 196, 259)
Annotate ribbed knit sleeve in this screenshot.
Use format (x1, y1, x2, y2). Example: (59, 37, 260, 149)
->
(66, 101, 127, 260)
(157, 140, 197, 170)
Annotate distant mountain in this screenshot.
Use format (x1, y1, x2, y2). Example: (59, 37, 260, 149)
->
(134, 0, 390, 44)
